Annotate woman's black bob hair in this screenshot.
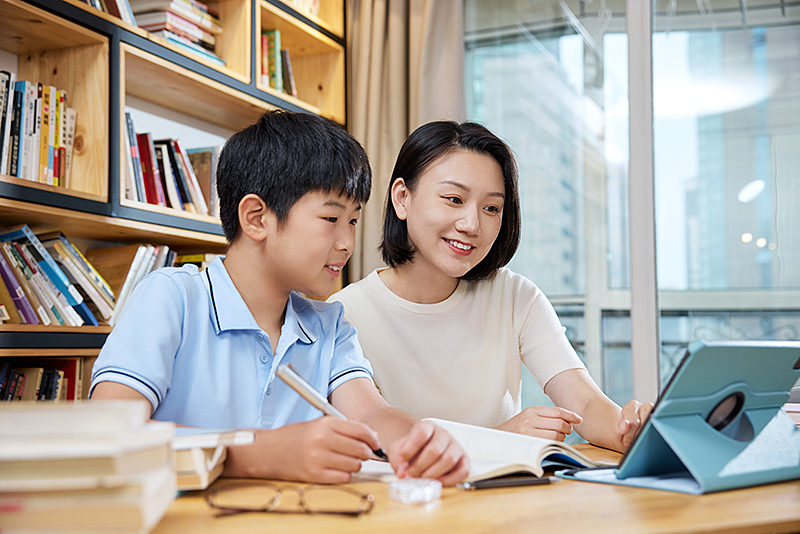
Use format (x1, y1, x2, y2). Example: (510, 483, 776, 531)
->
(379, 121, 521, 281)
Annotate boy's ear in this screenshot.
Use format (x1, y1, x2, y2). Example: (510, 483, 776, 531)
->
(238, 194, 274, 241)
(390, 178, 409, 221)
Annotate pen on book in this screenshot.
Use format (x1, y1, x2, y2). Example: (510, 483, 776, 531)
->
(457, 476, 556, 491)
(276, 363, 389, 462)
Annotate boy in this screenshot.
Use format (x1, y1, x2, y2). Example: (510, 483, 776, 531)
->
(91, 110, 469, 485)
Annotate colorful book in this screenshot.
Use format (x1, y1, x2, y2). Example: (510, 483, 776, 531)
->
(262, 30, 282, 92)
(125, 112, 146, 203)
(64, 106, 77, 186)
(154, 142, 184, 210)
(137, 10, 216, 47)
(136, 132, 167, 207)
(0, 249, 37, 324)
(0, 268, 22, 324)
(1, 243, 49, 325)
(7, 88, 22, 178)
(129, 0, 223, 34)
(155, 139, 195, 213)
(14, 81, 36, 182)
(174, 139, 208, 215)
(14, 367, 44, 401)
(0, 71, 16, 175)
(38, 232, 115, 307)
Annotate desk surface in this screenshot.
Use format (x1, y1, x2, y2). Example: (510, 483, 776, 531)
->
(154, 445, 800, 534)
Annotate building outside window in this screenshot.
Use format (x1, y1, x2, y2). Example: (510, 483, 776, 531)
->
(464, 0, 800, 409)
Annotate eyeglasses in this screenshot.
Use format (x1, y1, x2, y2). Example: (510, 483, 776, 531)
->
(204, 481, 375, 517)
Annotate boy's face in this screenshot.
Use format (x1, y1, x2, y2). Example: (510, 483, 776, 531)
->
(265, 190, 361, 296)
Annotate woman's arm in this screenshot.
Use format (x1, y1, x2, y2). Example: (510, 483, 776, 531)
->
(544, 368, 653, 452)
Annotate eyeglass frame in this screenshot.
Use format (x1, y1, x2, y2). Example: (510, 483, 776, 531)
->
(204, 480, 376, 518)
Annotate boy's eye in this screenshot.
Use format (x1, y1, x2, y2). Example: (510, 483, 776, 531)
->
(325, 217, 338, 223)
(349, 218, 359, 226)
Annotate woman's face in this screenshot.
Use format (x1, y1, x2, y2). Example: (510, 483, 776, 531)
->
(391, 150, 505, 280)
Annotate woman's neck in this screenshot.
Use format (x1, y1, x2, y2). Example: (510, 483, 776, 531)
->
(379, 263, 460, 304)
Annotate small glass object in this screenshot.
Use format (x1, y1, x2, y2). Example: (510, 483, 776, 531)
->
(388, 478, 442, 504)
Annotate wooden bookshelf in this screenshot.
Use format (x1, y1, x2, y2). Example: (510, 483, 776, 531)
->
(257, 0, 346, 124)
(0, 0, 347, 348)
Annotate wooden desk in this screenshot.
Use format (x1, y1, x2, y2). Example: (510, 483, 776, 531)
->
(153, 445, 800, 534)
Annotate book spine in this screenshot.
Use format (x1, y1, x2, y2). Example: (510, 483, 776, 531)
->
(37, 84, 49, 183)
(12, 242, 66, 326)
(46, 86, 56, 185)
(2, 243, 50, 325)
(0, 71, 15, 176)
(0, 248, 37, 324)
(174, 139, 208, 215)
(264, 30, 282, 92)
(9, 89, 22, 177)
(64, 107, 77, 187)
(126, 113, 147, 203)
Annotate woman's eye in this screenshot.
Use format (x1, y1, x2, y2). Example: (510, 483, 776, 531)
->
(485, 205, 501, 213)
(446, 196, 462, 205)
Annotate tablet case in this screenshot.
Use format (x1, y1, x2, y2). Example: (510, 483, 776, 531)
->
(560, 340, 800, 494)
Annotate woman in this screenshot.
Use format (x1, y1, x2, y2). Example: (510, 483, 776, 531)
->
(329, 121, 651, 452)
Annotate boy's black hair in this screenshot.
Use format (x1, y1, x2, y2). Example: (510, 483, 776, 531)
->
(379, 121, 521, 281)
(216, 110, 372, 243)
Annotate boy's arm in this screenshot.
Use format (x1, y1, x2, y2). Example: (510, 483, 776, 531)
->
(91, 382, 153, 410)
(330, 377, 470, 486)
(92, 381, 380, 484)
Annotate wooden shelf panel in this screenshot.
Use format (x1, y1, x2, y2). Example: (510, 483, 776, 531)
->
(119, 198, 221, 226)
(0, 197, 228, 252)
(0, 0, 104, 54)
(258, 0, 345, 123)
(122, 43, 271, 132)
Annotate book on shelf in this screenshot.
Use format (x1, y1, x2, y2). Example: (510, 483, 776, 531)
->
(0, 225, 97, 326)
(137, 10, 216, 49)
(3, 242, 64, 326)
(0, 401, 175, 533)
(2, 369, 23, 400)
(129, 0, 223, 34)
(0, 248, 38, 325)
(154, 138, 200, 213)
(85, 243, 173, 326)
(172, 427, 255, 490)
(13, 368, 44, 402)
(784, 402, 800, 427)
(39, 232, 116, 307)
(104, 0, 138, 26)
(154, 141, 184, 210)
(1, 242, 51, 326)
(14, 81, 36, 182)
(185, 146, 219, 218)
(280, 49, 298, 98)
(44, 239, 114, 322)
(2, 356, 85, 401)
(136, 132, 167, 207)
(63, 106, 77, 186)
(174, 252, 217, 269)
(156, 31, 226, 66)
(124, 112, 147, 203)
(7, 86, 22, 178)
(0, 361, 9, 395)
(0, 70, 17, 176)
(0, 269, 22, 324)
(262, 30, 282, 91)
(360, 418, 605, 483)
(173, 139, 208, 215)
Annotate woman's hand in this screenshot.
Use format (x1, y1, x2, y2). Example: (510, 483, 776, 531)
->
(495, 406, 583, 441)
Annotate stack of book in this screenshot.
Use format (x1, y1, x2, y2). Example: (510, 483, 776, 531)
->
(172, 427, 254, 490)
(0, 225, 109, 327)
(129, 0, 225, 66)
(0, 401, 175, 533)
(85, 243, 178, 326)
(122, 112, 212, 216)
(260, 30, 297, 98)
(0, 71, 77, 187)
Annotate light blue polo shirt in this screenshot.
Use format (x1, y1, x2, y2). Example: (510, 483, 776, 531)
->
(90, 256, 372, 429)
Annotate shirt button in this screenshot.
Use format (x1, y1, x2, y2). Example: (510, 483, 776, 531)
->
(266, 386, 272, 395)
(257, 333, 265, 342)
(260, 354, 269, 363)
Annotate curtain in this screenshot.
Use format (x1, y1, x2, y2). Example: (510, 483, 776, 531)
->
(346, 0, 466, 280)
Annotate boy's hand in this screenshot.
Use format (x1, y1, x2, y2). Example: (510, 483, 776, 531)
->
(616, 400, 654, 450)
(245, 416, 382, 484)
(387, 420, 470, 486)
(495, 406, 583, 441)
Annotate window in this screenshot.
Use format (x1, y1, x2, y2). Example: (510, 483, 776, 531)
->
(464, 0, 800, 405)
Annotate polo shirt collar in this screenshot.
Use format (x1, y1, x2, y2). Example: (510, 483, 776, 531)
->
(204, 257, 316, 345)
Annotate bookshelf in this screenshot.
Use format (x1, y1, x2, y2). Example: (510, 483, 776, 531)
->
(0, 0, 347, 381)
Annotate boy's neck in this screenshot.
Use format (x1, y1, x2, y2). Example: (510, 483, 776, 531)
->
(222, 244, 289, 340)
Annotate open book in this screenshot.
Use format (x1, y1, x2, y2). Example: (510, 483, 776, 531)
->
(359, 418, 606, 483)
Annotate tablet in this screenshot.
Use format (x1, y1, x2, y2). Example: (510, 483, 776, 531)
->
(559, 339, 800, 493)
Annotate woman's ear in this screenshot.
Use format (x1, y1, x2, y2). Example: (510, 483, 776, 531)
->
(390, 178, 409, 221)
(238, 194, 273, 242)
